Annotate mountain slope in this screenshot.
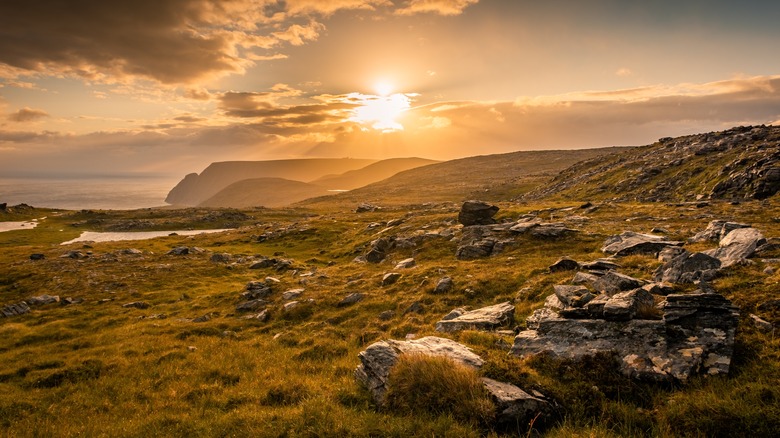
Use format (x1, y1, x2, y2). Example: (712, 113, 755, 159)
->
(165, 158, 376, 206)
(524, 125, 780, 202)
(310, 157, 439, 190)
(198, 178, 330, 208)
(300, 147, 628, 207)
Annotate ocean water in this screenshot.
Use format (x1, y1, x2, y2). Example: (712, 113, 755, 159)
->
(0, 177, 179, 210)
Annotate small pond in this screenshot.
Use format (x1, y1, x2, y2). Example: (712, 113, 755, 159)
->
(61, 229, 231, 245)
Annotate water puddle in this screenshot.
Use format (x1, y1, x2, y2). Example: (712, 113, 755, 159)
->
(61, 229, 231, 245)
(0, 217, 43, 233)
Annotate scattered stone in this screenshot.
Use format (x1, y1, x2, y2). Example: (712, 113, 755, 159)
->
(458, 200, 499, 226)
(641, 282, 675, 296)
(122, 301, 150, 310)
(549, 257, 580, 272)
(658, 246, 687, 263)
(441, 308, 465, 321)
(265, 276, 281, 284)
(651, 227, 670, 234)
(249, 258, 276, 269)
(593, 271, 643, 295)
(602, 231, 682, 256)
(387, 218, 404, 227)
(193, 313, 214, 323)
(210, 253, 232, 263)
(356, 203, 380, 213)
(749, 314, 773, 332)
(61, 250, 87, 259)
(1, 302, 30, 318)
(653, 251, 721, 283)
(481, 377, 551, 427)
(581, 259, 621, 272)
(435, 302, 515, 332)
(530, 223, 577, 239)
(394, 258, 416, 269)
(27, 294, 60, 306)
(29, 253, 45, 261)
(236, 299, 266, 312)
(690, 220, 751, 243)
(282, 289, 304, 300)
(382, 272, 402, 286)
(187, 346, 197, 352)
(283, 301, 300, 311)
(338, 292, 364, 307)
(242, 281, 273, 300)
(553, 285, 593, 308)
(456, 239, 496, 260)
(167, 247, 189, 256)
(572, 271, 600, 286)
(403, 301, 424, 314)
(366, 237, 395, 263)
(433, 276, 453, 294)
(378, 310, 395, 321)
(120, 248, 143, 255)
(242, 309, 269, 321)
(60, 297, 83, 306)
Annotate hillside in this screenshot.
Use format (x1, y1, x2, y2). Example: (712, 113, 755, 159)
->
(525, 125, 780, 202)
(301, 147, 629, 207)
(165, 158, 376, 206)
(310, 157, 439, 190)
(198, 178, 330, 208)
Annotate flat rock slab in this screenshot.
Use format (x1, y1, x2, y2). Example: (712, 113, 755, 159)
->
(435, 302, 515, 332)
(704, 227, 765, 267)
(602, 231, 682, 256)
(653, 251, 721, 283)
(1, 302, 30, 318)
(593, 271, 643, 294)
(481, 377, 551, 427)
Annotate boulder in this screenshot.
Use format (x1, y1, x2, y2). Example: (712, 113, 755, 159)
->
(167, 247, 190, 256)
(441, 308, 465, 321)
(394, 258, 416, 269)
(456, 239, 496, 260)
(571, 271, 600, 286)
(355, 336, 485, 405)
(242, 309, 269, 322)
(381, 272, 402, 286)
(690, 220, 751, 243)
(29, 253, 45, 261)
(356, 203, 380, 213)
(281, 289, 304, 300)
(593, 271, 643, 295)
(435, 301, 515, 332)
(27, 294, 60, 306)
(338, 292, 364, 307)
(549, 257, 580, 272)
(236, 299, 266, 312)
(458, 200, 499, 226)
(249, 258, 276, 269)
(481, 377, 551, 427)
(210, 253, 232, 263)
(366, 237, 395, 263)
(581, 259, 621, 272)
(530, 223, 577, 239)
(704, 227, 765, 267)
(602, 231, 682, 256)
(433, 276, 453, 294)
(242, 281, 273, 300)
(553, 285, 593, 308)
(653, 251, 721, 283)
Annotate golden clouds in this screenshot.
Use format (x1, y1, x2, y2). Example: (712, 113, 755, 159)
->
(7, 107, 49, 123)
(395, 0, 479, 16)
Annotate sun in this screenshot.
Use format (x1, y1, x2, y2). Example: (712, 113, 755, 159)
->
(350, 88, 411, 132)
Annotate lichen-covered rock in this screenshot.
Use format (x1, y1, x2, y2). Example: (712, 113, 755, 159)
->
(593, 271, 643, 295)
(553, 285, 593, 308)
(433, 276, 453, 293)
(27, 294, 60, 306)
(382, 272, 401, 286)
(456, 239, 497, 260)
(435, 302, 515, 332)
(602, 288, 655, 321)
(394, 258, 416, 269)
(338, 292, 364, 307)
(1, 302, 30, 318)
(704, 227, 765, 267)
(481, 377, 551, 427)
(690, 220, 751, 243)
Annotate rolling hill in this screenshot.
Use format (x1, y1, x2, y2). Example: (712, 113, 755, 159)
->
(310, 157, 439, 190)
(198, 178, 330, 208)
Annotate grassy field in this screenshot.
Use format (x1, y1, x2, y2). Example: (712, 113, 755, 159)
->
(1, 200, 779, 437)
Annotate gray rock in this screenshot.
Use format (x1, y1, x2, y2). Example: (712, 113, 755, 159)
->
(690, 220, 751, 243)
(433, 276, 453, 294)
(394, 258, 416, 269)
(404, 301, 424, 314)
(249, 258, 276, 269)
(653, 251, 721, 283)
(641, 282, 675, 296)
(242, 281, 273, 300)
(120, 248, 143, 255)
(210, 253, 232, 263)
(581, 259, 621, 272)
(1, 302, 30, 318)
(509, 220, 541, 233)
(658, 246, 686, 263)
(602, 231, 682, 256)
(530, 223, 577, 239)
(441, 308, 465, 321)
(512, 291, 739, 382)
(27, 294, 60, 306)
(553, 285, 593, 308)
(481, 377, 551, 427)
(283, 301, 300, 311)
(572, 271, 600, 286)
(378, 310, 395, 321)
(381, 272, 401, 286)
(356, 203, 380, 213)
(167, 247, 190, 256)
(593, 271, 643, 295)
(365, 237, 395, 263)
(435, 302, 515, 332)
(193, 313, 214, 323)
(61, 250, 87, 259)
(584, 293, 611, 317)
(236, 299, 266, 312)
(549, 257, 580, 272)
(456, 239, 496, 260)
(242, 309, 269, 321)
(602, 288, 655, 321)
(458, 200, 499, 226)
(282, 289, 304, 300)
(705, 227, 766, 267)
(29, 253, 45, 261)
(355, 336, 484, 405)
(122, 301, 150, 310)
(338, 292, 364, 307)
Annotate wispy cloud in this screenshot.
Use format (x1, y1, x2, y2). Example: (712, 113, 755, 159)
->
(8, 107, 49, 122)
(395, 0, 480, 16)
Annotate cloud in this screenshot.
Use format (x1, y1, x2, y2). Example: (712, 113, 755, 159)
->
(395, 0, 480, 16)
(285, 0, 391, 16)
(8, 107, 50, 122)
(616, 67, 633, 77)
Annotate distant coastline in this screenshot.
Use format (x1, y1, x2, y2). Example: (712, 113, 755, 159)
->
(0, 176, 178, 210)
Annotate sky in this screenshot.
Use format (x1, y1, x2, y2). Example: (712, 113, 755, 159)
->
(1, 0, 780, 178)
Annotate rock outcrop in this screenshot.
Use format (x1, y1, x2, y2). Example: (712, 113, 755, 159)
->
(602, 232, 683, 256)
(653, 251, 721, 283)
(458, 200, 499, 226)
(704, 227, 765, 267)
(435, 302, 515, 332)
(1, 302, 30, 318)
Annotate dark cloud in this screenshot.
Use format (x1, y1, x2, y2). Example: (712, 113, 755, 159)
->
(8, 107, 49, 122)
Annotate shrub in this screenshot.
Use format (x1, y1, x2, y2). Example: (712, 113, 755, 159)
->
(385, 354, 495, 426)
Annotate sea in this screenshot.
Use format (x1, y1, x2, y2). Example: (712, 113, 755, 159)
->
(0, 176, 179, 210)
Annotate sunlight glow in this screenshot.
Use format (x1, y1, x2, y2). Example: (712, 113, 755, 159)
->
(349, 92, 411, 132)
(375, 82, 393, 96)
